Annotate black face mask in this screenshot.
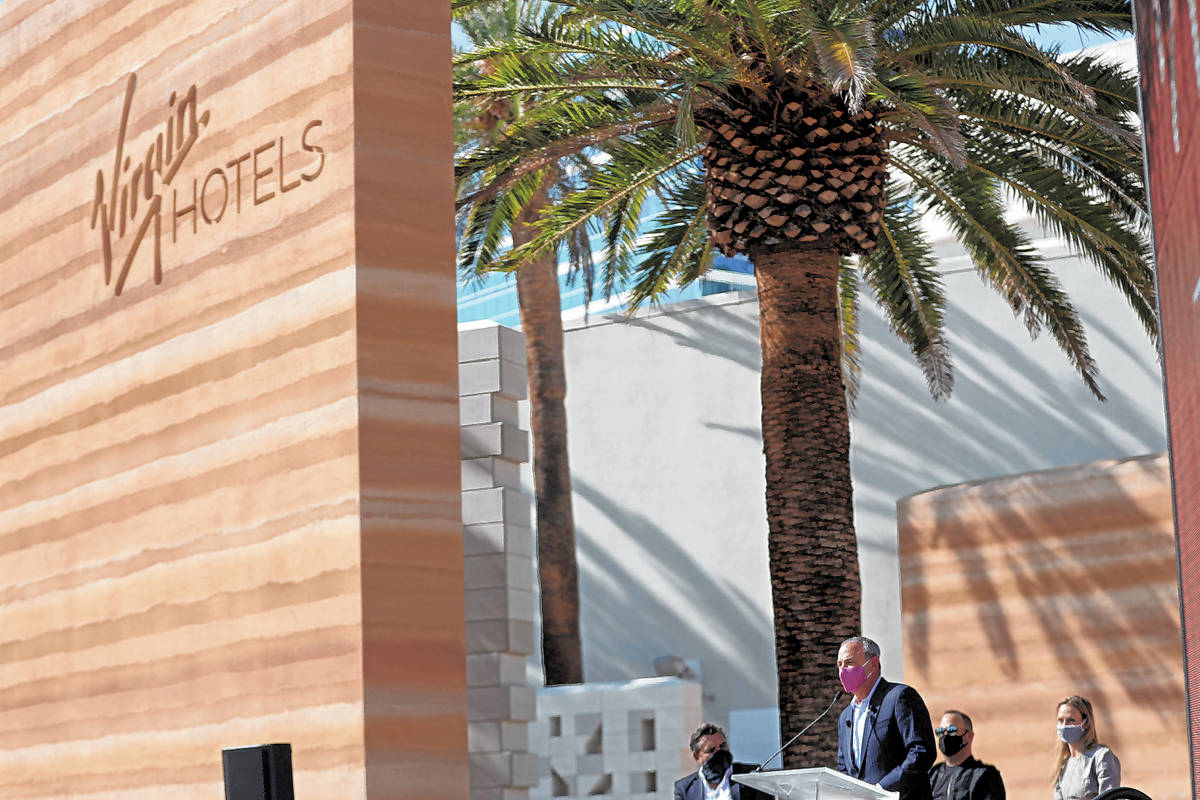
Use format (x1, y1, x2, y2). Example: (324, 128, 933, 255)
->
(702, 748, 733, 783)
(938, 734, 966, 758)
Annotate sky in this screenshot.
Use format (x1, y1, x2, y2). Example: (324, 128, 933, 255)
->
(1028, 21, 1135, 51)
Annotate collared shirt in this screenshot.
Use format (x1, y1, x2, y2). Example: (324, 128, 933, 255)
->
(700, 765, 733, 800)
(850, 676, 882, 768)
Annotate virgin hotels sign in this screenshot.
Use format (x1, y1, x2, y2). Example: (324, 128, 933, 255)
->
(89, 73, 326, 296)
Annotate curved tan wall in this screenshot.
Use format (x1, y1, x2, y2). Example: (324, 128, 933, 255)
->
(0, 1, 462, 798)
(900, 455, 1187, 799)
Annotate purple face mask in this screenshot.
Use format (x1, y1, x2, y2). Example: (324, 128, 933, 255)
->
(839, 661, 872, 693)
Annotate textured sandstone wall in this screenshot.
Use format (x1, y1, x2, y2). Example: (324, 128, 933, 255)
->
(0, 1, 462, 798)
(900, 454, 1187, 800)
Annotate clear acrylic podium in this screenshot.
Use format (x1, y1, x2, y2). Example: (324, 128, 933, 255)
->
(733, 768, 898, 800)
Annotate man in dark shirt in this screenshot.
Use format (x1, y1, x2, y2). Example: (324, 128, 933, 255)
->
(928, 710, 1005, 800)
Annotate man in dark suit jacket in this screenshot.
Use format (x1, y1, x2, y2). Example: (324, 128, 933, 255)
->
(674, 723, 771, 800)
(835, 636, 935, 800)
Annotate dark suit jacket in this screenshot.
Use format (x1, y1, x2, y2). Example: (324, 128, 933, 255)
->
(836, 678, 935, 800)
(674, 762, 771, 800)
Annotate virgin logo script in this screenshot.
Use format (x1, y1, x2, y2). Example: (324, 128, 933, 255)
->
(91, 73, 208, 296)
(90, 73, 325, 296)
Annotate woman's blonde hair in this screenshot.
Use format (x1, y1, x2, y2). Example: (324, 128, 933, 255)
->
(1053, 695, 1102, 783)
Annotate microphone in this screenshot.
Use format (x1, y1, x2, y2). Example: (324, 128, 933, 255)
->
(753, 689, 843, 771)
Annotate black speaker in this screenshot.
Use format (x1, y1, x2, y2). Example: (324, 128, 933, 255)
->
(222, 743, 294, 800)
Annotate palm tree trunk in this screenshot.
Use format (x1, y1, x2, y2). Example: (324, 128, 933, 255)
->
(753, 246, 860, 768)
(512, 178, 584, 686)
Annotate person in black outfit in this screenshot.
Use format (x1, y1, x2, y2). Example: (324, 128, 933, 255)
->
(928, 710, 1005, 800)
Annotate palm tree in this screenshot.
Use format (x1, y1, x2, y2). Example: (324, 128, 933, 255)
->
(455, 0, 592, 685)
(454, 0, 1154, 763)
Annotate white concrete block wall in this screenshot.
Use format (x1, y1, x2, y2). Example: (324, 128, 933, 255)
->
(530, 678, 703, 800)
(462, 323, 538, 800)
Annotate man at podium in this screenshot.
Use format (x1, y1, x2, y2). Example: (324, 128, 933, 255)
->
(835, 636, 935, 800)
(674, 723, 772, 800)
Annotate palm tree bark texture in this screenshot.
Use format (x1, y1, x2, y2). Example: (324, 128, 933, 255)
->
(753, 246, 859, 767)
(512, 179, 584, 686)
(698, 86, 886, 254)
(700, 87, 877, 766)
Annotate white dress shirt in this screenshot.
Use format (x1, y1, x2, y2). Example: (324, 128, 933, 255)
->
(700, 764, 734, 800)
(850, 676, 882, 768)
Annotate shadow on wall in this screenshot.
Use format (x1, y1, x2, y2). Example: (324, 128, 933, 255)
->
(899, 454, 1186, 799)
(571, 476, 778, 737)
(624, 298, 761, 372)
(852, 297, 1165, 509)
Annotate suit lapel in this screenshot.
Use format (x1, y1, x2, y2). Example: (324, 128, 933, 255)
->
(864, 679, 891, 766)
(844, 706, 867, 778)
(839, 709, 856, 776)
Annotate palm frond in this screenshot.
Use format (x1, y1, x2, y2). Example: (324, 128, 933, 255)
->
(812, 15, 878, 111)
(629, 174, 713, 308)
(456, 99, 680, 210)
(892, 148, 1108, 399)
(837, 258, 863, 411)
(959, 0, 1133, 34)
(874, 72, 967, 165)
(494, 136, 701, 273)
(863, 183, 954, 399)
(960, 138, 1156, 340)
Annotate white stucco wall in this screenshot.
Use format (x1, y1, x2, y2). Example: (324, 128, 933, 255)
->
(555, 291, 777, 735)
(538, 227, 1167, 746)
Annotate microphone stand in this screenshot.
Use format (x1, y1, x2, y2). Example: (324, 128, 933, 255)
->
(753, 690, 843, 772)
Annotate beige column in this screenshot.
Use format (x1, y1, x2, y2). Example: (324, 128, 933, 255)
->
(0, 1, 463, 798)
